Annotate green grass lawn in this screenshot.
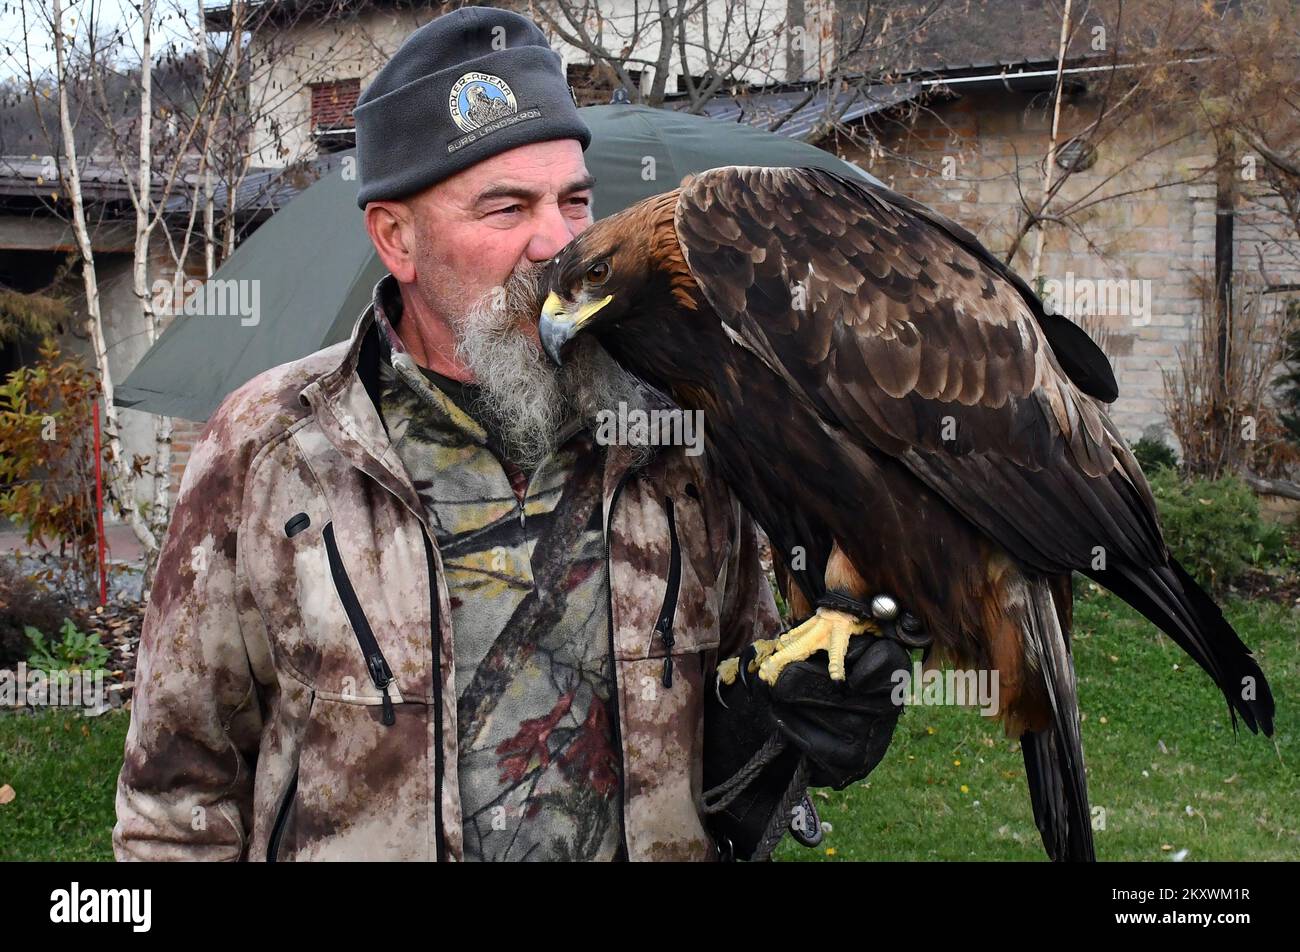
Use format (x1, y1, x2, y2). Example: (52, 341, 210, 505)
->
(0, 589, 1295, 861)
(0, 705, 129, 861)
(777, 589, 1299, 861)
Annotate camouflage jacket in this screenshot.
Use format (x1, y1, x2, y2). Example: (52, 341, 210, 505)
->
(113, 288, 782, 862)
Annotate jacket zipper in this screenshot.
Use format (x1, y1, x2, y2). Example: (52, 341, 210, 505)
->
(605, 466, 635, 861)
(323, 522, 396, 726)
(267, 768, 298, 862)
(654, 497, 682, 689)
(267, 685, 315, 862)
(322, 518, 446, 860)
(420, 529, 448, 863)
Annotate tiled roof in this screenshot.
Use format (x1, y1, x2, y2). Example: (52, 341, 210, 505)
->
(671, 82, 922, 140)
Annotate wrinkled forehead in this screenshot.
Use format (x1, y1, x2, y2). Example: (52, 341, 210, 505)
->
(434, 139, 591, 206)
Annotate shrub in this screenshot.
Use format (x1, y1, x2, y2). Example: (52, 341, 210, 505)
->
(0, 339, 101, 599)
(1276, 303, 1300, 443)
(0, 559, 74, 668)
(1147, 469, 1285, 594)
(1163, 275, 1290, 479)
(1131, 436, 1179, 474)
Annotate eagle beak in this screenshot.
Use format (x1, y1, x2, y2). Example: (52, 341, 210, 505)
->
(539, 291, 613, 365)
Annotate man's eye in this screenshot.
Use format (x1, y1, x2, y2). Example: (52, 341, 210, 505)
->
(492, 205, 522, 216)
(567, 195, 591, 207)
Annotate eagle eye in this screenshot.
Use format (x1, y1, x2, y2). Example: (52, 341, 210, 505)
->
(585, 260, 611, 286)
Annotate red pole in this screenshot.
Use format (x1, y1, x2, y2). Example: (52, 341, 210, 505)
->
(92, 398, 107, 606)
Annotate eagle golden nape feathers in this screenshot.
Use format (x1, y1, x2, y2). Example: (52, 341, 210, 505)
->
(539, 165, 1275, 862)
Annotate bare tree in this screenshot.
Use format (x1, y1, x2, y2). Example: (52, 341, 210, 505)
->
(7, 0, 362, 591)
(992, 2, 1221, 272)
(41, 0, 160, 566)
(529, 0, 955, 135)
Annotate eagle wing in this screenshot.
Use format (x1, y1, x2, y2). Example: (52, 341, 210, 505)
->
(673, 165, 1163, 577)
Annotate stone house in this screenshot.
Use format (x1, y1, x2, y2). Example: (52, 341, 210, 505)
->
(825, 0, 1300, 445)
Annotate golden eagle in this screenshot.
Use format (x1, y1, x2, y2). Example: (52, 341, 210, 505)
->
(538, 166, 1275, 861)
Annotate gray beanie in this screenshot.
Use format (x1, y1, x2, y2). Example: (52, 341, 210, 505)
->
(354, 6, 591, 208)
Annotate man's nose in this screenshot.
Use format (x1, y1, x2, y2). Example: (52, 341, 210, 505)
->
(525, 203, 577, 263)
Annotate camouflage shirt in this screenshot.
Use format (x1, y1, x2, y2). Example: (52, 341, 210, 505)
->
(378, 352, 621, 861)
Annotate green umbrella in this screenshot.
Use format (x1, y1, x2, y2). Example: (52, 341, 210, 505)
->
(117, 104, 882, 421)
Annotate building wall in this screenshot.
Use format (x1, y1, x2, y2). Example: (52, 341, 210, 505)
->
(832, 88, 1300, 444)
(246, 0, 826, 168)
(248, 7, 433, 168)
(540, 0, 826, 94)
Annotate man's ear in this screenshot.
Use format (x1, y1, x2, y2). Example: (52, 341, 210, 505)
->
(364, 200, 417, 284)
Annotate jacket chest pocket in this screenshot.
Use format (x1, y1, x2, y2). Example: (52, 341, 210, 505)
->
(263, 513, 440, 862)
(274, 512, 430, 712)
(322, 522, 398, 724)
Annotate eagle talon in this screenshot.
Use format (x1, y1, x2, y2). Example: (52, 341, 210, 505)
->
(714, 661, 736, 708)
(737, 643, 758, 690)
(757, 608, 878, 685)
(716, 639, 783, 693)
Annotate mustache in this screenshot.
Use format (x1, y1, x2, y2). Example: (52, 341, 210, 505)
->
(498, 264, 546, 331)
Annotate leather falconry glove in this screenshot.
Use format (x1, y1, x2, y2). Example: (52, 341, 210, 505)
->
(702, 607, 924, 860)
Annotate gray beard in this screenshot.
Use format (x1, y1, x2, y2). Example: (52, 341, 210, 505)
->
(451, 264, 655, 469)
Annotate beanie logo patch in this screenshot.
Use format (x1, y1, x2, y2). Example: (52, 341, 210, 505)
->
(448, 72, 518, 133)
(445, 71, 544, 154)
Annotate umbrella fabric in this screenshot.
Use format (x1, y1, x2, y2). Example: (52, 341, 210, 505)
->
(117, 104, 882, 421)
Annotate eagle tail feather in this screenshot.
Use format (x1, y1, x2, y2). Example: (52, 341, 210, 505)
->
(1088, 559, 1275, 736)
(1019, 575, 1096, 862)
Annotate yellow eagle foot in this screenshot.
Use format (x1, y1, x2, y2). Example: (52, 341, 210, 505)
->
(758, 608, 879, 685)
(716, 638, 783, 687)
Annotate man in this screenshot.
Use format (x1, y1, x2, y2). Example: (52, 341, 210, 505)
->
(113, 6, 906, 862)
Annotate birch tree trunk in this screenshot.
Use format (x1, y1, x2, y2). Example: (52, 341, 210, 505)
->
(50, 0, 160, 566)
(130, 0, 174, 589)
(1029, 0, 1073, 279)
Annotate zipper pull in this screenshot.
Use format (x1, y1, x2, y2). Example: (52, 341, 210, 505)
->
(657, 621, 675, 688)
(367, 654, 396, 727)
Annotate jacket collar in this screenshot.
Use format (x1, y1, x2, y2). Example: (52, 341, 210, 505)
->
(297, 275, 429, 522)
(318, 273, 398, 407)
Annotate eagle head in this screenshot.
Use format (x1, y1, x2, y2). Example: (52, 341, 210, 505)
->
(537, 230, 637, 364)
(538, 190, 689, 366)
